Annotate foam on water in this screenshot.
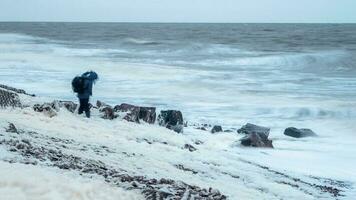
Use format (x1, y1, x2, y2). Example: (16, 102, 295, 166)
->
(0, 25, 355, 135)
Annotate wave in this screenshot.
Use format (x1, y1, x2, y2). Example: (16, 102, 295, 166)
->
(124, 38, 162, 45)
(1, 33, 355, 75)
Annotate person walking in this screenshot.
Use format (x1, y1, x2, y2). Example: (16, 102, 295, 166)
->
(72, 71, 98, 118)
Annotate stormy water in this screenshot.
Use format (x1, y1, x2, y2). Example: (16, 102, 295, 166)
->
(0, 22, 356, 129)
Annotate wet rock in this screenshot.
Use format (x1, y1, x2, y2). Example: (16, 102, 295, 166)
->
(114, 103, 141, 122)
(96, 100, 110, 108)
(57, 101, 78, 113)
(184, 144, 197, 152)
(158, 110, 184, 133)
(114, 103, 156, 124)
(284, 127, 317, 138)
(99, 106, 117, 120)
(240, 132, 273, 148)
(0, 89, 22, 108)
(237, 123, 270, 136)
(138, 107, 156, 124)
(211, 125, 223, 133)
(5, 123, 18, 133)
(33, 103, 57, 117)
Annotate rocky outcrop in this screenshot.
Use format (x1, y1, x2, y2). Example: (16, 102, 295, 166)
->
(238, 123, 273, 148)
(0, 84, 35, 97)
(211, 125, 223, 133)
(158, 110, 184, 133)
(284, 127, 317, 138)
(114, 103, 156, 124)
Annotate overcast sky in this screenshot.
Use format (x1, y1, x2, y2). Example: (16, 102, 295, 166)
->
(0, 0, 355, 23)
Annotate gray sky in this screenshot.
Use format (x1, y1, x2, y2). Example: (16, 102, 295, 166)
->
(0, 0, 355, 23)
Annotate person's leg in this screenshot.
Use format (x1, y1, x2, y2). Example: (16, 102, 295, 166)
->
(83, 98, 90, 118)
(78, 98, 84, 114)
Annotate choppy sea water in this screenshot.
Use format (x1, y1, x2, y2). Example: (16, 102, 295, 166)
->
(0, 22, 356, 130)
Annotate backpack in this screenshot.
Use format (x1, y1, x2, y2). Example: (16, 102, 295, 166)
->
(72, 76, 86, 93)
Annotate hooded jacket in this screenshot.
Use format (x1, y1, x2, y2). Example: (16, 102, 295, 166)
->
(77, 71, 98, 99)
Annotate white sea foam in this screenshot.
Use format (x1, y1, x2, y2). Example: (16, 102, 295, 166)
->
(0, 161, 144, 200)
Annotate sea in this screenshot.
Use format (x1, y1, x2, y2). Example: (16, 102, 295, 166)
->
(0, 22, 356, 129)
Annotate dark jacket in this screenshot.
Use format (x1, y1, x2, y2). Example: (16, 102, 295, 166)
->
(77, 71, 98, 99)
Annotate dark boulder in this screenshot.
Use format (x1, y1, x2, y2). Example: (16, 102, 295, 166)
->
(211, 125, 223, 133)
(238, 123, 273, 148)
(114, 103, 156, 124)
(240, 132, 273, 148)
(158, 110, 184, 133)
(0, 89, 22, 108)
(237, 123, 270, 136)
(284, 127, 317, 138)
(139, 107, 156, 124)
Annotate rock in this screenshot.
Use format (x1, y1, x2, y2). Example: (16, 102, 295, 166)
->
(237, 123, 270, 137)
(5, 123, 18, 133)
(0, 84, 35, 97)
(114, 103, 141, 123)
(33, 103, 57, 117)
(138, 107, 156, 124)
(184, 144, 197, 152)
(237, 123, 273, 148)
(211, 125, 223, 133)
(0, 89, 22, 108)
(223, 129, 234, 133)
(114, 103, 156, 124)
(158, 110, 184, 133)
(96, 100, 110, 108)
(57, 101, 77, 113)
(240, 132, 273, 148)
(284, 127, 317, 138)
(196, 127, 207, 131)
(99, 106, 117, 120)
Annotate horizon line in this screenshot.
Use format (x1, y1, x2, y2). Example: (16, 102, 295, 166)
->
(1, 20, 356, 24)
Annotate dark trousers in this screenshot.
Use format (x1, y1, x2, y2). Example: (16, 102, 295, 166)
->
(78, 98, 90, 118)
